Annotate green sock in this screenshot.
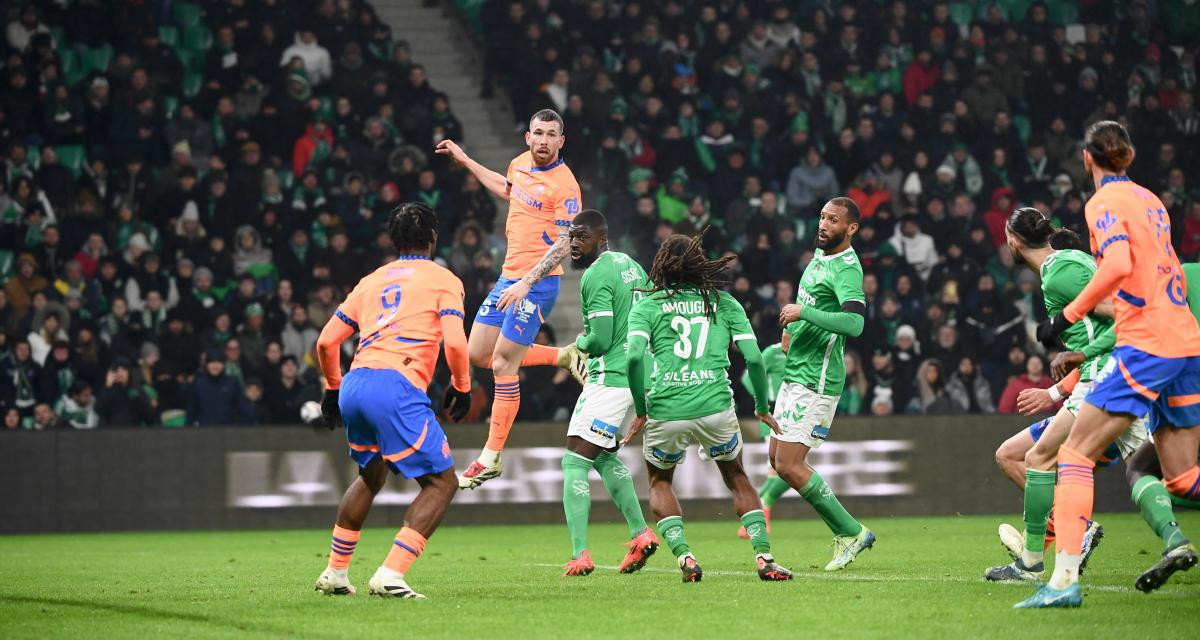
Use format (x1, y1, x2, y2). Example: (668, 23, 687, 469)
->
(1133, 476, 1190, 551)
(759, 475, 791, 509)
(657, 515, 690, 558)
(798, 470, 863, 537)
(740, 509, 771, 555)
(1022, 469, 1057, 559)
(594, 451, 648, 537)
(561, 452, 595, 557)
(1170, 493, 1200, 510)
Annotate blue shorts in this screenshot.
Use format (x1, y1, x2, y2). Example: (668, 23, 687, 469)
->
(474, 275, 560, 346)
(339, 368, 454, 478)
(1085, 345, 1200, 434)
(1028, 417, 1121, 467)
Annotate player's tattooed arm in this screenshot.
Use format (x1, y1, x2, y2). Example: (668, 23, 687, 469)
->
(496, 230, 570, 311)
(522, 230, 570, 286)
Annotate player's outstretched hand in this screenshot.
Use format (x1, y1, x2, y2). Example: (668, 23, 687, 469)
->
(1016, 387, 1055, 416)
(756, 411, 782, 435)
(622, 415, 647, 445)
(779, 303, 804, 326)
(497, 279, 532, 312)
(1051, 351, 1085, 381)
(443, 386, 473, 423)
(434, 139, 468, 164)
(320, 389, 342, 430)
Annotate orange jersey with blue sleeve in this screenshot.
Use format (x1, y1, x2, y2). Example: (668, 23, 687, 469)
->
(335, 256, 466, 391)
(502, 150, 582, 279)
(1064, 177, 1200, 358)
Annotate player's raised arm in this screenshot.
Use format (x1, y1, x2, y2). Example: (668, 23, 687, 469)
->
(434, 139, 510, 199)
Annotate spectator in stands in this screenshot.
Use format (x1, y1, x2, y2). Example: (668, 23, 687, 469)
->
(265, 355, 312, 424)
(998, 354, 1052, 414)
(281, 304, 318, 372)
(946, 356, 996, 414)
(5, 3, 49, 53)
(187, 348, 254, 426)
(55, 379, 97, 429)
(889, 214, 938, 281)
(31, 402, 64, 430)
(280, 27, 332, 86)
(95, 357, 154, 426)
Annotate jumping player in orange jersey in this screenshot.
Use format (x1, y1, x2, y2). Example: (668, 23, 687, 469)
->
(435, 109, 587, 489)
(312, 202, 474, 600)
(1016, 121, 1200, 608)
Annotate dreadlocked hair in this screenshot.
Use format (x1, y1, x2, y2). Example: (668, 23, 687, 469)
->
(388, 201, 438, 254)
(643, 227, 735, 318)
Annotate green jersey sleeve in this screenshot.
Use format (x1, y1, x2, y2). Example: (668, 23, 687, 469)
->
(720, 291, 757, 344)
(832, 259, 866, 305)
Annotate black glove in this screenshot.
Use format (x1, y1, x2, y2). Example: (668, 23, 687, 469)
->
(1037, 312, 1073, 350)
(443, 386, 472, 423)
(321, 389, 342, 430)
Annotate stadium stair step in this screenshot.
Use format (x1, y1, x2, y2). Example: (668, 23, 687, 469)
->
(379, 0, 584, 339)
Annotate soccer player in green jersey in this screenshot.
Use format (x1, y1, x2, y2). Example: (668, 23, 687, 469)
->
(772, 197, 875, 571)
(558, 210, 660, 577)
(622, 231, 793, 582)
(736, 336, 792, 539)
(987, 208, 1148, 582)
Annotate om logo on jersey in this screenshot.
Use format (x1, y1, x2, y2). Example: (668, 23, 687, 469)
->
(564, 197, 580, 217)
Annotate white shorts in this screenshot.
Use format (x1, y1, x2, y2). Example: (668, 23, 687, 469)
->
(642, 406, 742, 469)
(1066, 380, 1150, 459)
(770, 381, 838, 448)
(567, 384, 636, 449)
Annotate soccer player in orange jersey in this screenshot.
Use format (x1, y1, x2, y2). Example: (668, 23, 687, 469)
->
(1017, 121, 1200, 608)
(435, 109, 586, 489)
(312, 203, 473, 600)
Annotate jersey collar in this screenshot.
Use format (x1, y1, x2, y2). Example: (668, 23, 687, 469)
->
(528, 156, 564, 173)
(395, 255, 432, 261)
(1099, 175, 1130, 187)
(817, 246, 855, 261)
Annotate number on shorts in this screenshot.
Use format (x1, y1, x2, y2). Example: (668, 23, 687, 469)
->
(670, 316, 710, 359)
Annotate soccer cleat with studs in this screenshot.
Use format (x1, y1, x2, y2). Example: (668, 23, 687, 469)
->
(825, 528, 875, 571)
(563, 550, 595, 577)
(558, 344, 588, 385)
(1135, 542, 1198, 593)
(458, 456, 503, 489)
(617, 529, 659, 574)
(1013, 582, 1081, 609)
(984, 558, 1044, 582)
(756, 554, 793, 581)
(314, 568, 356, 595)
(679, 554, 703, 582)
(368, 570, 426, 600)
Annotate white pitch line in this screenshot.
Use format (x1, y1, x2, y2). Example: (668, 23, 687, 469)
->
(530, 563, 1196, 597)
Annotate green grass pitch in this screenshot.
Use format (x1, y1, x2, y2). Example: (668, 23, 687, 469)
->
(2, 513, 1198, 639)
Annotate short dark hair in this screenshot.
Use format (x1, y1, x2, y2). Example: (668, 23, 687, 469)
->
(530, 109, 564, 133)
(387, 202, 439, 254)
(828, 196, 861, 222)
(570, 209, 607, 230)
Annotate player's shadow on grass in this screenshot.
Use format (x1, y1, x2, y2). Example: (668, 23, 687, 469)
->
(0, 595, 286, 633)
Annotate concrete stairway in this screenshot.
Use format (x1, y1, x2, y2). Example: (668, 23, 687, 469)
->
(375, 0, 583, 339)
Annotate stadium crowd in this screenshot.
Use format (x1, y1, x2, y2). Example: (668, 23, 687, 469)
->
(2, 0, 1200, 427)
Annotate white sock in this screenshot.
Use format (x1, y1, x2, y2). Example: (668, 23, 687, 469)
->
(1020, 548, 1044, 568)
(1048, 552, 1081, 589)
(375, 565, 405, 581)
(478, 447, 500, 466)
(325, 567, 348, 579)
